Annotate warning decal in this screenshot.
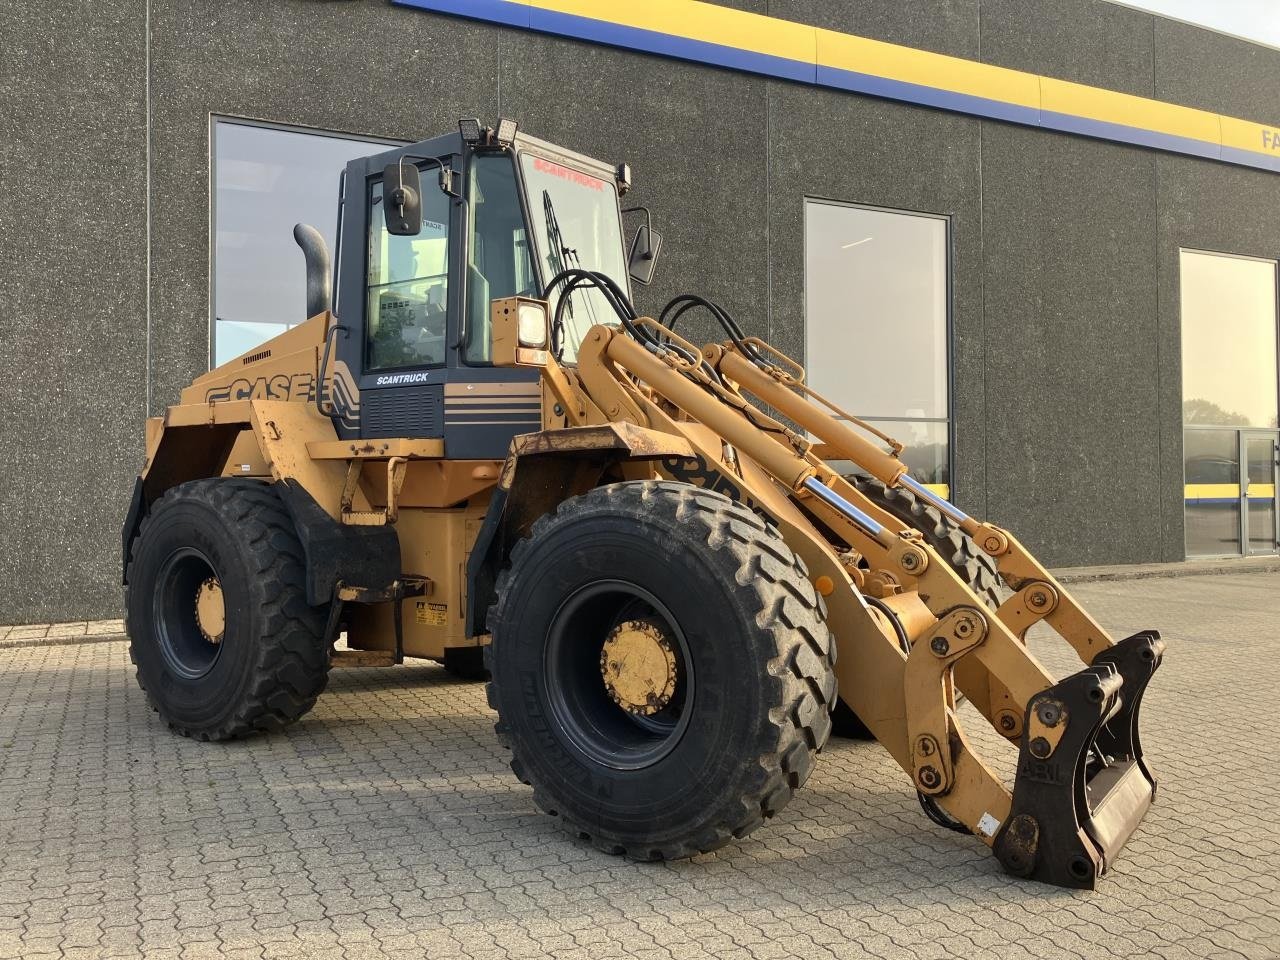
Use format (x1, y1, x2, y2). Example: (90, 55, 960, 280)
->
(415, 601, 448, 626)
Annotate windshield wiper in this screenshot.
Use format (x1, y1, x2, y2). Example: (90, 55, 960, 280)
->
(541, 189, 599, 334)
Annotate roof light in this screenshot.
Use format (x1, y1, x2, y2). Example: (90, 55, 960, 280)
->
(458, 117, 483, 144)
(495, 117, 519, 147)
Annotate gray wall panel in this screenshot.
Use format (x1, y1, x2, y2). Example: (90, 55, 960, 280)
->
(981, 123, 1162, 566)
(768, 0, 981, 59)
(766, 84, 988, 515)
(1154, 18, 1280, 129)
(980, 0, 1155, 97)
(0, 2, 149, 623)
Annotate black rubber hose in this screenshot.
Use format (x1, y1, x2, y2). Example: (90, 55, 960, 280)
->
(543, 269, 653, 346)
(659, 293, 773, 368)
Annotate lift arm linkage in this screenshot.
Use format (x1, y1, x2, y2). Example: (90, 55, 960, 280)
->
(555, 320, 1164, 889)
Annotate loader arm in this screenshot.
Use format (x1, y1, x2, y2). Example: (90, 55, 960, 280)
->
(530, 307, 1164, 889)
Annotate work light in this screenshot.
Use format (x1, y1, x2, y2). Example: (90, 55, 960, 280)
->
(517, 302, 548, 348)
(495, 117, 519, 147)
(458, 117, 483, 144)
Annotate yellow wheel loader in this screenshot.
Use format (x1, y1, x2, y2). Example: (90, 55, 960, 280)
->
(124, 118, 1164, 888)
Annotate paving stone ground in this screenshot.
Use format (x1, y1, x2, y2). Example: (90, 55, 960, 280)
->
(0, 572, 1276, 960)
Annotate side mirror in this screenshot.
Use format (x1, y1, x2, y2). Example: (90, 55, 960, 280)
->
(382, 160, 422, 236)
(627, 223, 663, 285)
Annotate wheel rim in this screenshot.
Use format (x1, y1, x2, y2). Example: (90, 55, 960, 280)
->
(152, 547, 225, 680)
(544, 580, 693, 771)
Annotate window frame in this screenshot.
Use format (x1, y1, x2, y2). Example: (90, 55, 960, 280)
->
(208, 114, 405, 369)
(1178, 246, 1280, 433)
(1178, 246, 1280, 558)
(801, 196, 955, 495)
(461, 151, 541, 367)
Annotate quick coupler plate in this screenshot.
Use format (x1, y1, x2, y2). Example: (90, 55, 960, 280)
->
(993, 630, 1165, 889)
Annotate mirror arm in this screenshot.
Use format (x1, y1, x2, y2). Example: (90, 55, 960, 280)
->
(400, 154, 458, 198)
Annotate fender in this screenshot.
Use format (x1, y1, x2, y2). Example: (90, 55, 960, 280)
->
(122, 397, 370, 603)
(464, 423, 695, 636)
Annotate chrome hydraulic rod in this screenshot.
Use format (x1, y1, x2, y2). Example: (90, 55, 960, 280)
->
(801, 477, 886, 538)
(896, 475, 970, 525)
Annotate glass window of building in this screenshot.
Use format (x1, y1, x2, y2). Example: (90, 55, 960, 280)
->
(1180, 249, 1280, 557)
(804, 200, 951, 494)
(212, 119, 400, 367)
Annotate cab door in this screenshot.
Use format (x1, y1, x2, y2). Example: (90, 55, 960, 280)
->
(332, 143, 464, 440)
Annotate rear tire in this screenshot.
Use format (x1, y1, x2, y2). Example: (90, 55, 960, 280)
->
(125, 478, 331, 741)
(486, 480, 836, 860)
(830, 475, 1004, 740)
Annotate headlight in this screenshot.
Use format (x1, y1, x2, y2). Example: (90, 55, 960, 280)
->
(517, 302, 548, 347)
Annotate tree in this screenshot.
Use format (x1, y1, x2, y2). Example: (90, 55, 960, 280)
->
(1183, 398, 1250, 426)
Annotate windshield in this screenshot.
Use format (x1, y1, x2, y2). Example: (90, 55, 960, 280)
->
(520, 153, 628, 362)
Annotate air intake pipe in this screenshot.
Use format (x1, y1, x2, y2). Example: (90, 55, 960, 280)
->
(292, 223, 332, 318)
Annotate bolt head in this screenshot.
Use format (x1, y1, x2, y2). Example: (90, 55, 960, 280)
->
(1029, 736, 1051, 759)
(918, 766, 941, 789)
(1029, 591, 1048, 609)
(916, 736, 936, 756)
(998, 714, 1017, 732)
(930, 636, 950, 656)
(1036, 702, 1061, 727)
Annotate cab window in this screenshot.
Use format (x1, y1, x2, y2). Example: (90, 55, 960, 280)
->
(365, 176, 451, 371)
(464, 155, 536, 363)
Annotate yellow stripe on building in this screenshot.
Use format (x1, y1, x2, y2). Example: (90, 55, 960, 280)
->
(1039, 77, 1221, 144)
(814, 28, 1040, 110)
(529, 0, 817, 64)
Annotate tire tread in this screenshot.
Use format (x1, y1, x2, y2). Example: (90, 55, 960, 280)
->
(485, 480, 836, 861)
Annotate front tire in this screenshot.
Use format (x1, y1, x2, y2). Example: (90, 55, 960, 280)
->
(125, 479, 331, 741)
(486, 481, 836, 860)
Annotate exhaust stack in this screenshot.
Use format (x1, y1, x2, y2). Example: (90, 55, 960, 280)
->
(292, 223, 332, 319)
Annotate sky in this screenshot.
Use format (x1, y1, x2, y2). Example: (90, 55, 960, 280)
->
(1110, 0, 1280, 50)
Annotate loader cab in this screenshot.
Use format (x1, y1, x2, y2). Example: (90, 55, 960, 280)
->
(330, 125, 635, 453)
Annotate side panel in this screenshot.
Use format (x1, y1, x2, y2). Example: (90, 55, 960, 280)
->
(346, 500, 489, 657)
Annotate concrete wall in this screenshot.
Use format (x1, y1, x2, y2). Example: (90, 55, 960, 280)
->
(3, 0, 1279, 622)
(0, 2, 149, 624)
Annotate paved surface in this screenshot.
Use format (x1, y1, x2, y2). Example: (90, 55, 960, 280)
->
(0, 573, 1276, 960)
(0, 620, 126, 648)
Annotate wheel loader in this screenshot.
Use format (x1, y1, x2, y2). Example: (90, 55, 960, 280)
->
(124, 117, 1164, 889)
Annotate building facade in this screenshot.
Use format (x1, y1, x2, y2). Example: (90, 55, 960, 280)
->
(3, 0, 1279, 624)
